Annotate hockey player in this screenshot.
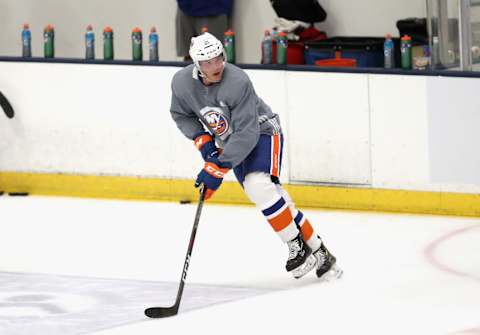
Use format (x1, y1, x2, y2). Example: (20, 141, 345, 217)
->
(169, 32, 341, 279)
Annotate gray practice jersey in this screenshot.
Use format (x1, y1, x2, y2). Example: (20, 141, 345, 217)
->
(170, 63, 282, 167)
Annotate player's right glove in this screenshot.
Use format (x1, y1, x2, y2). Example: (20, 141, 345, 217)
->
(194, 157, 231, 201)
(193, 132, 219, 160)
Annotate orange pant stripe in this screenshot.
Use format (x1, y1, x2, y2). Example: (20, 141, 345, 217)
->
(268, 207, 293, 232)
(300, 219, 314, 241)
(271, 134, 280, 177)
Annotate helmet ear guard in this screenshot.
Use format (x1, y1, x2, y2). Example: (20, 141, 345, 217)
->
(189, 32, 226, 79)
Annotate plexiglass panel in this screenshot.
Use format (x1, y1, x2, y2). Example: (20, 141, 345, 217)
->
(426, 0, 480, 70)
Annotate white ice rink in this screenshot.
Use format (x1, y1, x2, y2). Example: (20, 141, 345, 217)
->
(0, 195, 479, 335)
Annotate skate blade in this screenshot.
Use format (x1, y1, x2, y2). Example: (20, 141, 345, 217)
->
(291, 254, 317, 279)
(319, 264, 343, 281)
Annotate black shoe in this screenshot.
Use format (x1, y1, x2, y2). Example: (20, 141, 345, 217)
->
(285, 234, 312, 272)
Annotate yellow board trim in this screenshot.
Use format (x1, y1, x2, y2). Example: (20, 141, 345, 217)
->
(1, 172, 479, 217)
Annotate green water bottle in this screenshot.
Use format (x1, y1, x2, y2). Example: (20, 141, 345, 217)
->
(132, 27, 143, 61)
(224, 29, 235, 63)
(43, 24, 55, 58)
(103, 26, 114, 60)
(276, 31, 288, 65)
(401, 35, 412, 70)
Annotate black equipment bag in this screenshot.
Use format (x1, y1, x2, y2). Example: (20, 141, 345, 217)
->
(270, 0, 327, 23)
(396, 18, 428, 44)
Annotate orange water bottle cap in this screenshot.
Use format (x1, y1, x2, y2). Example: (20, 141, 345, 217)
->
(401, 34, 412, 41)
(224, 29, 235, 36)
(132, 27, 142, 33)
(45, 24, 54, 31)
(201, 26, 209, 33)
(104, 26, 113, 33)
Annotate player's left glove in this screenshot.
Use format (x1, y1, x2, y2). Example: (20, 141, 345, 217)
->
(194, 157, 231, 201)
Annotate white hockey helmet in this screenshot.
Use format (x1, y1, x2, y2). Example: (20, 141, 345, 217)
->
(189, 32, 225, 73)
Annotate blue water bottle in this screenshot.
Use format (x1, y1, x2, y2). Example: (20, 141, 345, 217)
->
(85, 24, 95, 60)
(21, 23, 32, 57)
(149, 26, 159, 61)
(384, 33, 394, 68)
(261, 30, 273, 64)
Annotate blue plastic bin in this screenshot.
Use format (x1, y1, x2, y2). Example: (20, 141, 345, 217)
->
(304, 37, 386, 68)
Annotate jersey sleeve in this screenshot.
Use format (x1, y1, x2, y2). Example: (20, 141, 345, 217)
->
(218, 80, 260, 167)
(170, 84, 204, 140)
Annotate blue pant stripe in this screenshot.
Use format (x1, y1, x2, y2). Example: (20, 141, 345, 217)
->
(294, 211, 304, 225)
(262, 197, 286, 217)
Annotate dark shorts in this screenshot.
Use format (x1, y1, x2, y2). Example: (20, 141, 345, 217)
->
(175, 8, 229, 58)
(233, 134, 284, 185)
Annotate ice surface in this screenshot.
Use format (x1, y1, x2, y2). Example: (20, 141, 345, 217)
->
(0, 196, 479, 335)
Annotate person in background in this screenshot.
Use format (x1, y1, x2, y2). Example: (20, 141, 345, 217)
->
(176, 0, 234, 60)
(169, 32, 343, 280)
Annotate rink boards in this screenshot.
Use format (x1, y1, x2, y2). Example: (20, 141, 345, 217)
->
(0, 61, 479, 216)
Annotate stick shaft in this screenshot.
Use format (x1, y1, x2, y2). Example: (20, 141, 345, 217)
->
(173, 188, 206, 306)
(144, 188, 206, 318)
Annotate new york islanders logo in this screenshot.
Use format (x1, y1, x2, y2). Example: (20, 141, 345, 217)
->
(202, 107, 229, 136)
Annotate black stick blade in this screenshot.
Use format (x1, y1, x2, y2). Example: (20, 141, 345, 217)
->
(0, 91, 14, 119)
(145, 306, 179, 318)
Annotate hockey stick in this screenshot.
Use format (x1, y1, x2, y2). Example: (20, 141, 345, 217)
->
(145, 187, 206, 318)
(0, 91, 14, 119)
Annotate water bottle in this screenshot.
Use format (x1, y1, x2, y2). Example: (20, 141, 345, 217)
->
(149, 26, 159, 62)
(132, 27, 143, 61)
(103, 26, 114, 60)
(422, 45, 431, 70)
(21, 23, 32, 58)
(432, 36, 440, 68)
(400, 35, 412, 70)
(276, 31, 288, 65)
(224, 29, 235, 63)
(383, 33, 394, 69)
(43, 24, 55, 58)
(85, 24, 95, 60)
(261, 30, 273, 64)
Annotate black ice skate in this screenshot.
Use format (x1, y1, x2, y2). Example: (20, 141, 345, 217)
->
(291, 242, 343, 279)
(314, 243, 343, 279)
(285, 234, 312, 272)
